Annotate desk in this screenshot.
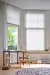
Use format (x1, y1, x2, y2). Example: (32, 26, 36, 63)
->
(3, 51, 29, 65)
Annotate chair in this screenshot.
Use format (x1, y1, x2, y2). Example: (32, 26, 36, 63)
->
(19, 51, 29, 67)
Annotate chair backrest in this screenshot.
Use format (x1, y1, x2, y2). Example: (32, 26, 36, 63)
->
(24, 52, 29, 63)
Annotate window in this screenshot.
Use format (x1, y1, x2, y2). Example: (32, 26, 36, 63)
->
(26, 13, 45, 50)
(6, 4, 20, 51)
(8, 25, 18, 50)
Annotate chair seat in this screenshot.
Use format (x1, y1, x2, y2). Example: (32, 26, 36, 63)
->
(19, 52, 29, 67)
(19, 57, 29, 63)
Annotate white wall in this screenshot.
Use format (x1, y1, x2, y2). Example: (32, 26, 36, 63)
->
(0, 51, 3, 68)
(0, 1, 5, 68)
(0, 2, 5, 50)
(1, 0, 50, 10)
(46, 11, 50, 49)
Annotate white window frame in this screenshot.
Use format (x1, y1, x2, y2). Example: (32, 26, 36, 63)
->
(4, 4, 20, 51)
(25, 11, 46, 51)
(6, 22, 20, 51)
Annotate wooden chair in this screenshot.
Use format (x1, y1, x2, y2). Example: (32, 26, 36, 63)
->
(19, 51, 29, 67)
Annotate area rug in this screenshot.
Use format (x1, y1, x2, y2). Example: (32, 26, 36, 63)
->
(16, 68, 50, 75)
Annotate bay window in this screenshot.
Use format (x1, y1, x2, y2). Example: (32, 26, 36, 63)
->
(5, 4, 45, 51)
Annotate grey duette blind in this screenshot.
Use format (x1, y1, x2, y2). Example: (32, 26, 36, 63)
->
(6, 5, 20, 25)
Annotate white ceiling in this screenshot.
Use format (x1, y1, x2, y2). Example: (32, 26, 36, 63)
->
(1, 0, 50, 10)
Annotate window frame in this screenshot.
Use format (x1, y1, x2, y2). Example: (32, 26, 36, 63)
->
(4, 4, 21, 51)
(25, 11, 46, 51)
(6, 22, 20, 51)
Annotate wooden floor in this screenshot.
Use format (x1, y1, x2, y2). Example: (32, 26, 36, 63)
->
(0, 64, 50, 75)
(0, 69, 19, 75)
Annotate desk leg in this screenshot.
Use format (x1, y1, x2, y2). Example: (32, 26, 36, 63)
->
(23, 52, 24, 65)
(17, 52, 18, 64)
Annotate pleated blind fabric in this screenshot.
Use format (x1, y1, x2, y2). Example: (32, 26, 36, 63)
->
(6, 5, 20, 25)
